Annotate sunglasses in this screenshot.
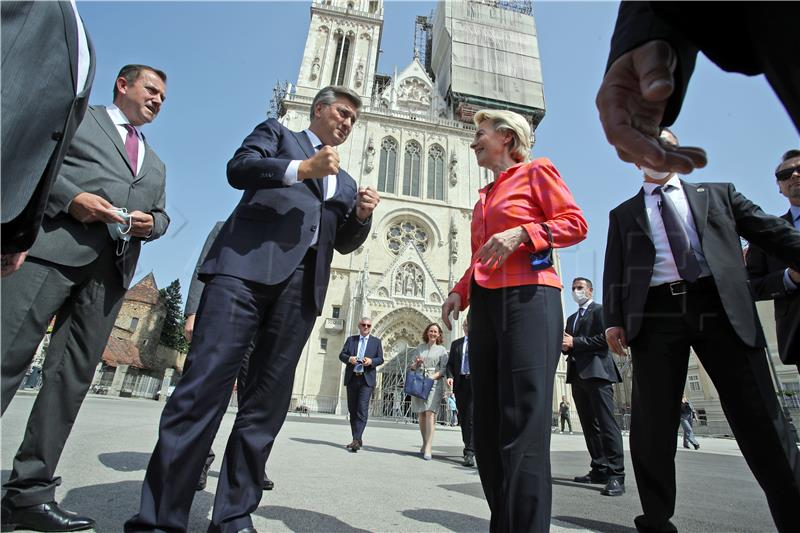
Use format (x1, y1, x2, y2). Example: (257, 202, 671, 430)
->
(359, 323, 372, 328)
(776, 164, 800, 181)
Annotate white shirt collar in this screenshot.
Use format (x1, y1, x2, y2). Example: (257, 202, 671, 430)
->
(789, 205, 800, 224)
(579, 298, 593, 311)
(304, 129, 322, 149)
(106, 105, 143, 139)
(359, 334, 370, 341)
(642, 174, 682, 195)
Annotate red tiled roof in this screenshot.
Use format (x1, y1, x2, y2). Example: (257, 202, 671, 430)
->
(102, 337, 143, 368)
(125, 272, 160, 305)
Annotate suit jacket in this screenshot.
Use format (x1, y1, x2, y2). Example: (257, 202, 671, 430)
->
(199, 118, 371, 315)
(28, 105, 170, 289)
(746, 211, 800, 364)
(1, 0, 96, 253)
(608, 2, 800, 133)
(339, 335, 384, 387)
(184, 221, 224, 316)
(603, 180, 800, 348)
(445, 336, 470, 392)
(563, 302, 622, 383)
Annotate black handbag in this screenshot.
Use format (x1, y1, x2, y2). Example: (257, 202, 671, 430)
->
(530, 223, 554, 271)
(404, 370, 435, 400)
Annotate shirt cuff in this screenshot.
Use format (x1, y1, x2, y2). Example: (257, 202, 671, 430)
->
(783, 268, 798, 291)
(284, 160, 302, 186)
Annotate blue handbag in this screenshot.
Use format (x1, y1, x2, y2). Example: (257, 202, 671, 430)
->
(404, 370, 434, 400)
(530, 223, 554, 271)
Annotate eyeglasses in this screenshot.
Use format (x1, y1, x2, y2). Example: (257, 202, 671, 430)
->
(359, 323, 372, 328)
(776, 164, 800, 181)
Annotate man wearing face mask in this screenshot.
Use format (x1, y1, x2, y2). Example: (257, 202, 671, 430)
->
(563, 277, 625, 497)
(603, 128, 800, 532)
(1, 64, 169, 532)
(746, 149, 800, 373)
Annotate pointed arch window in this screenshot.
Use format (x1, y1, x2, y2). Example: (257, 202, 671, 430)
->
(330, 33, 352, 86)
(427, 144, 445, 200)
(377, 137, 398, 193)
(403, 141, 422, 197)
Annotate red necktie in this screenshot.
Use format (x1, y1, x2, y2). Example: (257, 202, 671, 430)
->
(123, 124, 139, 176)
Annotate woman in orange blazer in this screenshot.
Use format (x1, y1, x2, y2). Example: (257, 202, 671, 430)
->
(442, 109, 587, 532)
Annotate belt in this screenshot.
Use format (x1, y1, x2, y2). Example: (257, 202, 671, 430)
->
(353, 372, 364, 376)
(650, 276, 715, 297)
(460, 374, 471, 380)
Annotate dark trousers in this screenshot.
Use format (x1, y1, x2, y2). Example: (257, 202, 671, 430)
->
(453, 377, 474, 456)
(559, 413, 572, 432)
(125, 263, 317, 533)
(1, 248, 125, 507)
(346, 375, 373, 440)
(469, 283, 562, 533)
(629, 284, 800, 533)
(571, 377, 624, 478)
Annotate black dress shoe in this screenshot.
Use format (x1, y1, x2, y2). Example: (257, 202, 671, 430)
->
(262, 476, 275, 491)
(1, 501, 95, 532)
(196, 462, 211, 491)
(693, 442, 700, 450)
(462, 454, 475, 467)
(634, 514, 678, 532)
(601, 478, 625, 496)
(573, 471, 608, 484)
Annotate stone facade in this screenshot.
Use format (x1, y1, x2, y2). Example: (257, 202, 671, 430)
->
(110, 272, 166, 368)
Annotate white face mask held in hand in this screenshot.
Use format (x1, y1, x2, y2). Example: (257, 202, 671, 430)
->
(107, 207, 133, 255)
(572, 289, 590, 306)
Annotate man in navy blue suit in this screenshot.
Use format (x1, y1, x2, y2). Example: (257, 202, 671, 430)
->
(126, 85, 379, 533)
(339, 317, 384, 452)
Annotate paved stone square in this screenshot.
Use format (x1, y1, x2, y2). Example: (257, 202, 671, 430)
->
(2, 393, 778, 532)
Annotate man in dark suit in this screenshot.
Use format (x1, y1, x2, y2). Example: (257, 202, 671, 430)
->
(603, 128, 800, 533)
(339, 317, 384, 451)
(183, 221, 274, 492)
(445, 317, 474, 467)
(562, 277, 625, 497)
(747, 149, 800, 372)
(1, 0, 95, 275)
(596, 1, 799, 175)
(126, 85, 379, 533)
(1, 64, 169, 532)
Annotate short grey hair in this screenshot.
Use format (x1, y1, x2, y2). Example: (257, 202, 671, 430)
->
(359, 316, 372, 324)
(473, 109, 532, 163)
(310, 85, 362, 121)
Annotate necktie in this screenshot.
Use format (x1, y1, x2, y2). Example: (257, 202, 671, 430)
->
(123, 124, 139, 176)
(573, 307, 585, 334)
(355, 337, 366, 373)
(460, 339, 470, 375)
(655, 185, 701, 282)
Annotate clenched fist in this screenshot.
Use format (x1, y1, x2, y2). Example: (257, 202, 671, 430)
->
(355, 186, 379, 221)
(298, 146, 340, 180)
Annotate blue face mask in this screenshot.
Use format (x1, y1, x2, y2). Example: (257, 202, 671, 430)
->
(107, 208, 133, 255)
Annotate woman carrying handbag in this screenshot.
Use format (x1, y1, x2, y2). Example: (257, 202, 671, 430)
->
(408, 323, 448, 460)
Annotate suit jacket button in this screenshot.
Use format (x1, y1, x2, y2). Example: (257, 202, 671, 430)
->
(51, 131, 63, 141)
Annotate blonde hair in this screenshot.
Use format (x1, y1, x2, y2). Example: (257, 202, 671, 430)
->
(473, 109, 533, 162)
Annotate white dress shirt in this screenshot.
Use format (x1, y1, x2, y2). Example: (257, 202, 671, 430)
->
(283, 129, 337, 247)
(105, 105, 145, 173)
(572, 298, 592, 334)
(68, 0, 91, 94)
(642, 176, 711, 286)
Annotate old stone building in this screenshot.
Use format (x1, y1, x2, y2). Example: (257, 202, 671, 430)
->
(277, 0, 579, 418)
(92, 273, 182, 399)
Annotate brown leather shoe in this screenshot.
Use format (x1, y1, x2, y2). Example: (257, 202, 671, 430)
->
(346, 439, 359, 452)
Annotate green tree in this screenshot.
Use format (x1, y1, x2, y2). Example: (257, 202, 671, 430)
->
(159, 279, 188, 353)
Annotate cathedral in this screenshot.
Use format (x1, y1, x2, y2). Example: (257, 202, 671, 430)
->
(277, 0, 574, 417)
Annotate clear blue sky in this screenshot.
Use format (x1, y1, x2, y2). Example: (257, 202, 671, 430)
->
(78, 1, 798, 303)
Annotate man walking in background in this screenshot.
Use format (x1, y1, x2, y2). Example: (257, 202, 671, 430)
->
(563, 277, 625, 497)
(339, 317, 384, 452)
(446, 318, 474, 467)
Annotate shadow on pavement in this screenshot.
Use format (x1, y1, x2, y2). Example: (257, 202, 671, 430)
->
(59, 480, 215, 532)
(552, 477, 604, 492)
(254, 505, 371, 533)
(291, 437, 420, 459)
(402, 508, 490, 532)
(553, 515, 637, 532)
(438, 481, 485, 500)
(98, 452, 151, 472)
